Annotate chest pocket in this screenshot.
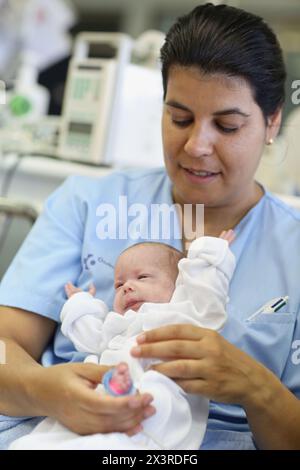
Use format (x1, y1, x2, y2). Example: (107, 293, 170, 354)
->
(221, 306, 297, 379)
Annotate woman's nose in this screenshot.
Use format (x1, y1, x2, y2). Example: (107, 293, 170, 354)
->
(184, 124, 214, 158)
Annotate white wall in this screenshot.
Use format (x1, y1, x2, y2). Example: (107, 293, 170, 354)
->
(69, 0, 300, 37)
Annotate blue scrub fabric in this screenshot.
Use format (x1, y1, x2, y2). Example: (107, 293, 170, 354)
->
(0, 167, 299, 450)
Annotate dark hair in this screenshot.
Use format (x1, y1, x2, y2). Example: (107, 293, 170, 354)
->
(160, 2, 286, 121)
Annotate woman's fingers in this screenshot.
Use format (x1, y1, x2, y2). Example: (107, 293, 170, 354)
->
(71, 408, 145, 435)
(174, 379, 208, 395)
(131, 324, 210, 360)
(80, 390, 153, 415)
(131, 327, 219, 361)
(74, 363, 109, 383)
(74, 393, 155, 435)
(39, 363, 155, 435)
(75, 363, 154, 411)
(126, 424, 144, 437)
(131, 339, 201, 360)
(125, 404, 157, 436)
(136, 324, 206, 344)
(150, 359, 205, 379)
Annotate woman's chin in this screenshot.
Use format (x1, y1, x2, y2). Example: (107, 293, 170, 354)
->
(173, 186, 220, 206)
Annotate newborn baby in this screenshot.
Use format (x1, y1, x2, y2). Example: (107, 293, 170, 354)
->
(11, 231, 235, 450)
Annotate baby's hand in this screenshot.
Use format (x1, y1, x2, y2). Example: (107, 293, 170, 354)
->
(65, 282, 96, 298)
(219, 229, 235, 245)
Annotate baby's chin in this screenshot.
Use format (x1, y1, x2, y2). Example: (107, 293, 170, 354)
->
(126, 301, 144, 313)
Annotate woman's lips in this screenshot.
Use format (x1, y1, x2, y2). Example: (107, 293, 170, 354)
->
(182, 166, 221, 184)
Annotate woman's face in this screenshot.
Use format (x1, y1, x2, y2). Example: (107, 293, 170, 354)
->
(162, 66, 276, 207)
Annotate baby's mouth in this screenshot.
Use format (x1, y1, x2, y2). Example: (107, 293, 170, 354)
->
(125, 300, 143, 311)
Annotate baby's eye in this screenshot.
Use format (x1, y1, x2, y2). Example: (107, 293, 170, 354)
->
(115, 282, 123, 289)
(138, 275, 149, 280)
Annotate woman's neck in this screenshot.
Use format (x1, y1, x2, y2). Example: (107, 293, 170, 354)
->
(178, 183, 264, 250)
(206, 183, 264, 235)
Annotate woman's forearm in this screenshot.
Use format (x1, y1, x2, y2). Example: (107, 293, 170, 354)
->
(243, 365, 300, 450)
(0, 337, 45, 417)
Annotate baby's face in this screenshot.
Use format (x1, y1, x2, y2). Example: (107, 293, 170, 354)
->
(113, 245, 176, 314)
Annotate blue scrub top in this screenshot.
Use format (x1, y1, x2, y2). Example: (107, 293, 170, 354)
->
(0, 167, 300, 436)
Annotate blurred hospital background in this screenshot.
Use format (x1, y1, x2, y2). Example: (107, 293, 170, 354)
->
(0, 0, 300, 278)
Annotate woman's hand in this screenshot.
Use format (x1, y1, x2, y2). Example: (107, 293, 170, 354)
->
(131, 324, 300, 450)
(131, 324, 271, 407)
(28, 362, 155, 436)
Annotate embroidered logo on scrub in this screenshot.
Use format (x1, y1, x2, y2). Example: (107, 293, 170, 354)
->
(83, 254, 114, 271)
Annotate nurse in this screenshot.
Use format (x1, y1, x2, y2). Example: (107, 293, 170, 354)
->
(0, 3, 300, 449)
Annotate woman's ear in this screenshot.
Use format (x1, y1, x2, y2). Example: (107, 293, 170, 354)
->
(266, 107, 282, 144)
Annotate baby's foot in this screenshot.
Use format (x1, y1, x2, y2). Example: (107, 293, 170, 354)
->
(102, 363, 134, 396)
(110, 363, 133, 394)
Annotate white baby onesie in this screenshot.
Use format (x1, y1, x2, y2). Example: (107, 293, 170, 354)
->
(10, 236, 235, 450)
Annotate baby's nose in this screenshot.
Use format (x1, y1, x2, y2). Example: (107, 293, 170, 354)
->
(123, 283, 134, 294)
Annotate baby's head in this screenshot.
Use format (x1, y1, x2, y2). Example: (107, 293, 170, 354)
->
(113, 242, 184, 314)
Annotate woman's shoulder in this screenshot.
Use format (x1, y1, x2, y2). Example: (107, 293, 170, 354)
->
(61, 167, 168, 199)
(264, 191, 300, 224)
(67, 166, 167, 185)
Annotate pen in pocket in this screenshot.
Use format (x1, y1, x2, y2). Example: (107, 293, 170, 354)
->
(246, 296, 289, 321)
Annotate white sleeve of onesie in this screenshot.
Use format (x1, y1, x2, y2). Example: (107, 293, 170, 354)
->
(60, 292, 110, 355)
(170, 236, 236, 331)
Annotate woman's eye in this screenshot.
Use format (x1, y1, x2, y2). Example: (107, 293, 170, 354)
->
(216, 122, 239, 134)
(171, 118, 192, 128)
